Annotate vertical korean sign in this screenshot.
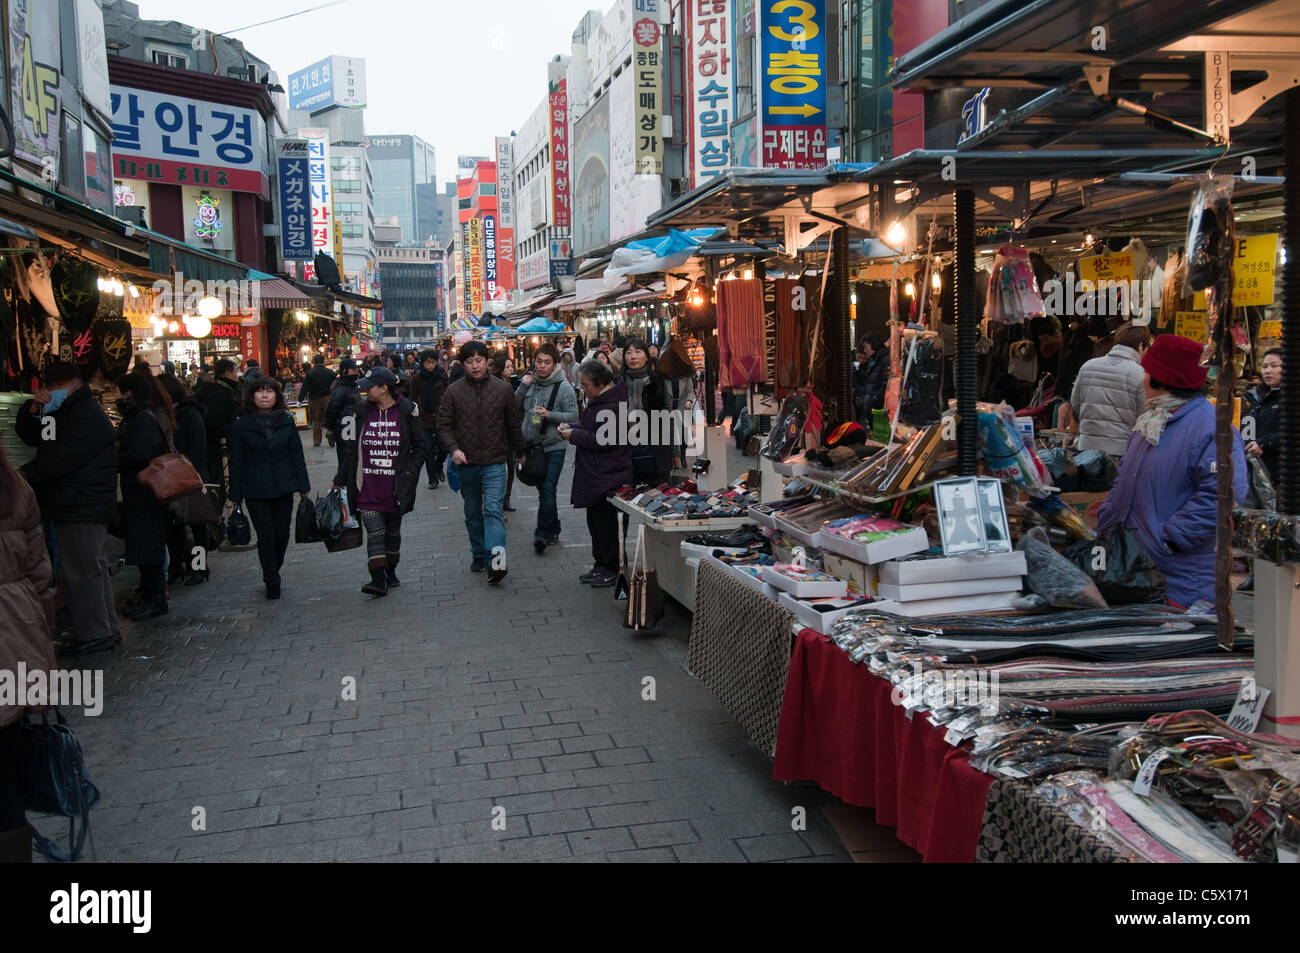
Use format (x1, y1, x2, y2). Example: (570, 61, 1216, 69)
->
(467, 217, 484, 316)
(278, 140, 312, 261)
(495, 137, 516, 296)
(461, 220, 473, 315)
(759, 0, 827, 169)
(484, 214, 499, 302)
(633, 4, 663, 175)
(304, 130, 333, 281)
(547, 61, 571, 230)
(688, 0, 733, 187)
(9, 0, 62, 174)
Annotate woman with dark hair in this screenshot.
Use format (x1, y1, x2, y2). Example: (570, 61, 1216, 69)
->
(558, 359, 633, 588)
(1244, 346, 1284, 487)
(158, 373, 211, 585)
(854, 333, 890, 421)
(0, 442, 57, 861)
(333, 367, 428, 596)
(621, 337, 671, 484)
(492, 352, 521, 510)
(227, 377, 310, 600)
(116, 371, 171, 619)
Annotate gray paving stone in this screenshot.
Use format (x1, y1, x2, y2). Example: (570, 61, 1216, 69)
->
(567, 827, 636, 855)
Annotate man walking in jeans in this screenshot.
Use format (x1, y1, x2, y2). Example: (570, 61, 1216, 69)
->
(437, 341, 524, 585)
(303, 354, 336, 447)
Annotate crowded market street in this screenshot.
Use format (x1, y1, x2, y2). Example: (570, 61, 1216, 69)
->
(73, 443, 852, 863)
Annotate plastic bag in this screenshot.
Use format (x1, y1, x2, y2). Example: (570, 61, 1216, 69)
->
(226, 505, 252, 546)
(1244, 455, 1278, 512)
(900, 336, 944, 426)
(1184, 176, 1235, 290)
(294, 494, 319, 544)
(763, 394, 809, 461)
(977, 404, 1049, 489)
(1016, 526, 1108, 609)
(315, 489, 346, 540)
(1063, 524, 1167, 605)
(447, 459, 461, 493)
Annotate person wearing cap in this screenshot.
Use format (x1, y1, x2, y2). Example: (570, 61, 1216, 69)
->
(333, 367, 428, 596)
(15, 360, 120, 655)
(436, 341, 525, 585)
(228, 377, 311, 600)
(324, 357, 362, 466)
(1097, 333, 1248, 608)
(303, 354, 337, 448)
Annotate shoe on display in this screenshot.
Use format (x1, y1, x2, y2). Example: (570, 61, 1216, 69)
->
(471, 558, 487, 572)
(125, 602, 168, 621)
(488, 568, 508, 586)
(57, 634, 122, 658)
(587, 571, 617, 588)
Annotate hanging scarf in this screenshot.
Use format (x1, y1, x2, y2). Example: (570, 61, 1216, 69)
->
(252, 410, 281, 450)
(1134, 394, 1191, 447)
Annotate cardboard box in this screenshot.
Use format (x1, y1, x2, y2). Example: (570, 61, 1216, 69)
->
(705, 556, 782, 599)
(1059, 492, 1109, 530)
(878, 577, 1023, 603)
(778, 591, 879, 634)
(824, 552, 880, 597)
(877, 590, 1021, 617)
(819, 522, 930, 565)
(879, 551, 1027, 586)
(771, 515, 825, 548)
(680, 542, 751, 561)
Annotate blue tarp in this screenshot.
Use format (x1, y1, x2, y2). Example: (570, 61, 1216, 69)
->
(517, 317, 568, 333)
(605, 227, 720, 278)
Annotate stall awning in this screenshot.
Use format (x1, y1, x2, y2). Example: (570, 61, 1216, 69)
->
(247, 270, 316, 309)
(142, 227, 251, 284)
(611, 282, 667, 304)
(503, 288, 560, 317)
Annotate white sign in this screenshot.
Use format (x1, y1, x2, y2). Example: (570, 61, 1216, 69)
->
(289, 55, 367, 112)
(688, 0, 734, 186)
(76, 0, 111, 120)
(496, 136, 515, 230)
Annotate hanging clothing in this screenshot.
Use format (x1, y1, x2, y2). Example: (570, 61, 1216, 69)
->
(716, 278, 766, 388)
(774, 277, 806, 396)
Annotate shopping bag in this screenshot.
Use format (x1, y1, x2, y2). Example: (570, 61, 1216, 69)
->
(1064, 524, 1167, 605)
(19, 709, 100, 862)
(226, 505, 252, 546)
(623, 524, 664, 631)
(170, 484, 221, 527)
(315, 488, 346, 540)
(295, 494, 320, 544)
(447, 459, 461, 493)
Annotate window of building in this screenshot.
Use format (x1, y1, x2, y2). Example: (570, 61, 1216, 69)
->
(478, 183, 497, 196)
(151, 49, 190, 69)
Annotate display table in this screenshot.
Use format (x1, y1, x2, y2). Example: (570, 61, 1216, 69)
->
(688, 558, 797, 757)
(773, 629, 994, 862)
(610, 495, 752, 611)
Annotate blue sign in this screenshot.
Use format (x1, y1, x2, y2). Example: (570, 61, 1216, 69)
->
(277, 155, 312, 261)
(758, 0, 828, 169)
(288, 56, 366, 113)
(549, 258, 573, 280)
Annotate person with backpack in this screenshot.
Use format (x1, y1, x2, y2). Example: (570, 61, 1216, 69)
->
(333, 367, 428, 596)
(516, 343, 578, 554)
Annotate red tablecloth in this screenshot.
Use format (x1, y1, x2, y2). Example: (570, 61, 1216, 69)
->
(773, 629, 994, 862)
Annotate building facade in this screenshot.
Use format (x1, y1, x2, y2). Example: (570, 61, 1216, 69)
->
(366, 134, 438, 243)
(376, 244, 444, 345)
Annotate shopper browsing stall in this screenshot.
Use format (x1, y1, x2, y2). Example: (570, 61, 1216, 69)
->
(621, 337, 671, 484)
(1096, 334, 1248, 608)
(1069, 322, 1150, 457)
(1243, 347, 1283, 490)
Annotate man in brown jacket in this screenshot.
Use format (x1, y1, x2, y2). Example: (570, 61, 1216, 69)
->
(436, 341, 525, 585)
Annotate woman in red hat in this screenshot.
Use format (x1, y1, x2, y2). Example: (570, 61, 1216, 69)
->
(1097, 334, 1248, 608)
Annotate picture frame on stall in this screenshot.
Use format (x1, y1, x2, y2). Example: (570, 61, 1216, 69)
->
(934, 477, 986, 555)
(976, 478, 1013, 554)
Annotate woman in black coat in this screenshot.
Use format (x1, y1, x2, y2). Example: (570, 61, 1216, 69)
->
(159, 373, 211, 586)
(620, 338, 671, 484)
(116, 372, 172, 620)
(228, 377, 310, 600)
(557, 359, 634, 588)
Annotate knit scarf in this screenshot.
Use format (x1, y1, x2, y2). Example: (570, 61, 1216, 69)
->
(623, 365, 650, 411)
(252, 410, 281, 450)
(1134, 394, 1191, 447)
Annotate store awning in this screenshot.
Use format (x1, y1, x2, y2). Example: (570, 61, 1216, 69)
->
(330, 288, 383, 309)
(544, 294, 576, 311)
(611, 282, 667, 304)
(249, 276, 315, 309)
(141, 226, 250, 284)
(503, 288, 560, 317)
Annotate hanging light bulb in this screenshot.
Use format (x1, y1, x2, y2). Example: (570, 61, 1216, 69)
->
(932, 270, 942, 290)
(185, 314, 212, 338)
(886, 220, 907, 246)
(904, 281, 915, 298)
(743, 269, 753, 280)
(168, 320, 180, 333)
(197, 295, 223, 319)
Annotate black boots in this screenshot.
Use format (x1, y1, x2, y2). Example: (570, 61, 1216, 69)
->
(361, 568, 388, 596)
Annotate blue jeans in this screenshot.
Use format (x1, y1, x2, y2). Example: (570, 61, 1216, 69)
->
(535, 449, 566, 543)
(458, 463, 507, 562)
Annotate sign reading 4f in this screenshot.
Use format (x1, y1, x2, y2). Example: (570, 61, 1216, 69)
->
(21, 34, 59, 139)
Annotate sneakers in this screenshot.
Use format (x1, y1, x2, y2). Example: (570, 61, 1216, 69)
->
(503, 501, 516, 512)
(578, 567, 604, 584)
(57, 634, 122, 658)
(488, 568, 508, 586)
(587, 570, 618, 588)
(471, 558, 487, 572)
(546, 536, 561, 547)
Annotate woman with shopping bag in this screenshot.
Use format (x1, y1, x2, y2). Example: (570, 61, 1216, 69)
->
(333, 367, 428, 597)
(228, 377, 310, 600)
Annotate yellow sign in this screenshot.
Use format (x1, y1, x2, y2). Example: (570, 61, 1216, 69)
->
(1233, 234, 1278, 307)
(1175, 312, 1207, 342)
(1209, 397, 1242, 432)
(1079, 252, 1135, 283)
(1258, 319, 1283, 339)
(1193, 290, 1206, 311)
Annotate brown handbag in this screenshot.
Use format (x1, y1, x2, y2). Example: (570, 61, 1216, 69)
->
(137, 419, 203, 502)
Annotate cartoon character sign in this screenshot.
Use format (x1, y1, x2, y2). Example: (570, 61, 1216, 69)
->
(193, 192, 222, 239)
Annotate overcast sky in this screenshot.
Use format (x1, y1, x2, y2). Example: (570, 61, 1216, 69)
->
(140, 0, 606, 183)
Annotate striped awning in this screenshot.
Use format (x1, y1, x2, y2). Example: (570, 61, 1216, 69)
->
(252, 277, 315, 309)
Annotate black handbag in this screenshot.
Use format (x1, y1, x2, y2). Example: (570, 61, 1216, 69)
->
(226, 504, 252, 546)
(19, 709, 100, 862)
(294, 494, 319, 543)
(170, 484, 221, 527)
(517, 377, 562, 487)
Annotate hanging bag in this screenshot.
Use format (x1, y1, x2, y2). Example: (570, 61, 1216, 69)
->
(295, 493, 320, 543)
(19, 709, 100, 862)
(137, 417, 203, 502)
(518, 378, 561, 487)
(623, 524, 665, 631)
(170, 483, 221, 527)
(226, 503, 252, 546)
(614, 511, 631, 600)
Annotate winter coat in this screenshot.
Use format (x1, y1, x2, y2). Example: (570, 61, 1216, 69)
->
(516, 369, 578, 452)
(411, 366, 448, 429)
(194, 376, 238, 459)
(334, 396, 429, 515)
(116, 400, 170, 566)
(1243, 384, 1282, 485)
(661, 374, 697, 414)
(568, 381, 634, 508)
(0, 473, 56, 728)
(173, 396, 209, 483)
(15, 385, 118, 523)
(1070, 344, 1146, 456)
(436, 373, 525, 466)
(324, 375, 360, 434)
(861, 352, 890, 412)
(227, 410, 310, 502)
(304, 364, 337, 400)
(1097, 398, 1248, 608)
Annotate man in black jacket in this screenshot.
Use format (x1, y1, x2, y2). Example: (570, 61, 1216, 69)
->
(15, 361, 120, 655)
(304, 354, 337, 447)
(194, 358, 240, 504)
(410, 349, 447, 488)
(324, 357, 361, 469)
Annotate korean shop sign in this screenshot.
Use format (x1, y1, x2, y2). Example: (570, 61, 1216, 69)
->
(759, 0, 827, 170)
(688, 0, 734, 186)
(634, 28, 664, 175)
(109, 85, 269, 194)
(277, 140, 312, 261)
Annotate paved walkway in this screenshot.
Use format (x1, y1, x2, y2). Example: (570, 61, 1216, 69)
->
(70, 440, 848, 863)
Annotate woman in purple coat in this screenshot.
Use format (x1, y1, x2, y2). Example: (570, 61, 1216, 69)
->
(1097, 334, 1248, 608)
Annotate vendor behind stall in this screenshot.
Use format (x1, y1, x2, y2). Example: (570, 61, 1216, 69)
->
(1096, 334, 1248, 608)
